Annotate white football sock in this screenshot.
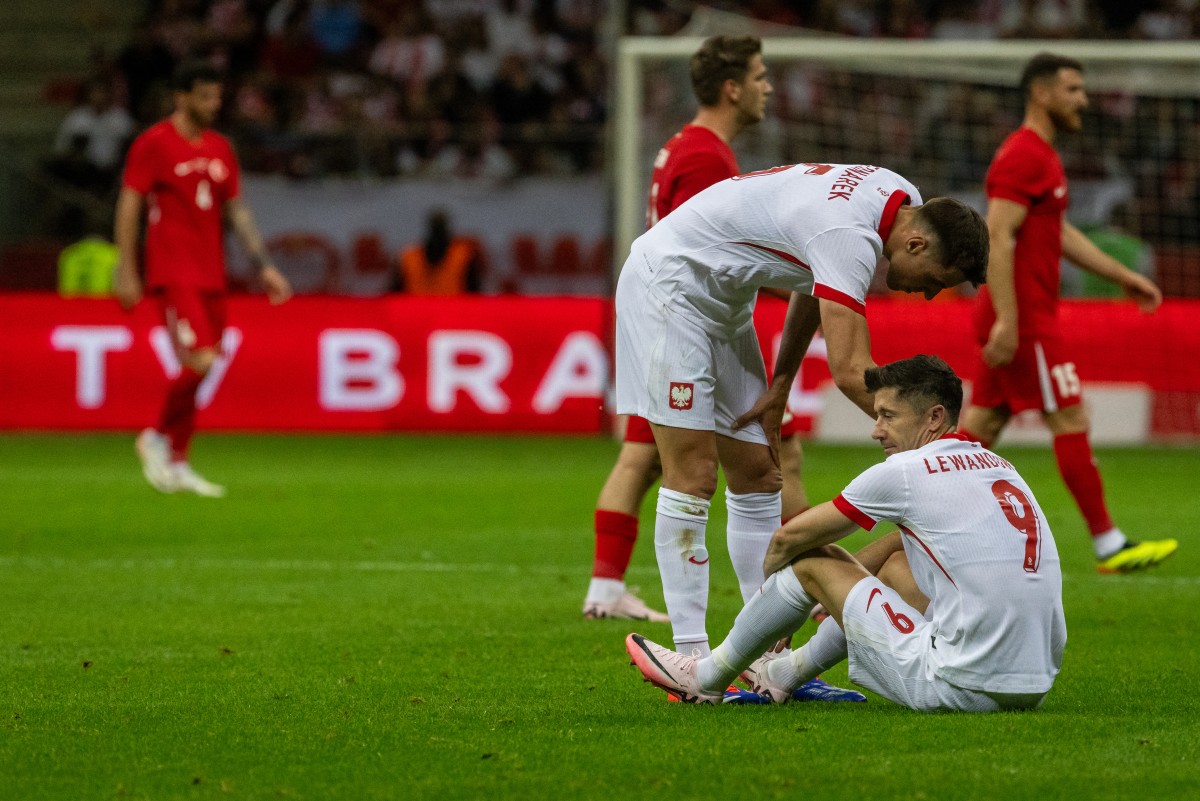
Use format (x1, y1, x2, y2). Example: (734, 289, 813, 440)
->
(697, 567, 814, 692)
(585, 577, 625, 605)
(654, 488, 712, 655)
(1092, 527, 1127, 559)
(770, 616, 849, 689)
(726, 489, 783, 603)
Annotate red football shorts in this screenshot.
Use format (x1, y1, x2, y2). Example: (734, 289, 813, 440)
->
(153, 286, 227, 354)
(623, 412, 802, 443)
(623, 414, 656, 444)
(971, 332, 1082, 415)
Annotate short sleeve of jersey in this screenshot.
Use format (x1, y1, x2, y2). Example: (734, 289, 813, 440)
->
(804, 228, 874, 315)
(122, 133, 156, 195)
(669, 152, 735, 212)
(986, 140, 1045, 208)
(835, 459, 908, 530)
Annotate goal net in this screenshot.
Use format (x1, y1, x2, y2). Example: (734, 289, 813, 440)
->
(612, 38, 1200, 441)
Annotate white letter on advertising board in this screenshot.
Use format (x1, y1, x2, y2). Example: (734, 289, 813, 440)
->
(532, 332, 608, 414)
(319, 329, 403, 411)
(50, 325, 133, 409)
(428, 331, 512, 413)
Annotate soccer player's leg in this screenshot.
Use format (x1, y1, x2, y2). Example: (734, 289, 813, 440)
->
(776, 537, 919, 703)
(715, 328, 784, 605)
(157, 288, 226, 497)
(838, 575, 946, 711)
(1037, 342, 1178, 572)
(583, 417, 669, 622)
(650, 422, 718, 658)
(614, 268, 716, 653)
(688, 545, 862, 702)
(779, 415, 809, 522)
(138, 287, 202, 493)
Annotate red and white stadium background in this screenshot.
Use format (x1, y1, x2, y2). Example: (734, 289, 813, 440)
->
(2, 294, 1198, 442)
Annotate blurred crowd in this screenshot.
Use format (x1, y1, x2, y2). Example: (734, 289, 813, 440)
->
(55, 0, 609, 183)
(48, 1, 1200, 192)
(636, 0, 1200, 40)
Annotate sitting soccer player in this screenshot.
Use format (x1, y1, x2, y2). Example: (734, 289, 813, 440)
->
(627, 355, 1067, 712)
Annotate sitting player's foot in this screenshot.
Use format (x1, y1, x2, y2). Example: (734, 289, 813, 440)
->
(722, 687, 768, 705)
(171, 463, 226, 498)
(739, 652, 793, 704)
(1097, 539, 1178, 574)
(625, 633, 722, 704)
(136, 428, 177, 493)
(809, 603, 830, 624)
(583, 588, 669, 622)
(791, 678, 867, 703)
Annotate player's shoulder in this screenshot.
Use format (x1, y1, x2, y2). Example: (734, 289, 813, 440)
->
(131, 119, 172, 146)
(201, 127, 236, 152)
(994, 127, 1053, 165)
(672, 125, 732, 159)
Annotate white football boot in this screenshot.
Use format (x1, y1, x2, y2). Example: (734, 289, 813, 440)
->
(135, 428, 177, 493)
(171, 463, 227, 498)
(625, 633, 723, 704)
(740, 651, 794, 704)
(583, 588, 670, 622)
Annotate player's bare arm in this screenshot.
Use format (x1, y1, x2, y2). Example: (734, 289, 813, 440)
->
(982, 198, 1027, 367)
(224, 197, 293, 304)
(762, 501, 859, 576)
(1061, 221, 1162, 313)
(113, 187, 145, 310)
(820, 299, 876, 417)
(732, 292, 820, 443)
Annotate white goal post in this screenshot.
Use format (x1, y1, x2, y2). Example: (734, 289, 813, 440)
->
(612, 37, 1200, 275)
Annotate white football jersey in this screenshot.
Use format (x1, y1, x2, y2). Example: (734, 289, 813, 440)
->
(834, 434, 1066, 694)
(625, 163, 921, 336)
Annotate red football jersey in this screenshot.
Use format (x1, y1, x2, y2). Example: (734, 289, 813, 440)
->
(122, 119, 241, 290)
(975, 126, 1069, 337)
(646, 124, 739, 228)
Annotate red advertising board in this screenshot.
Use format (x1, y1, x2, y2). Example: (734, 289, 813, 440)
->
(2, 294, 1197, 436)
(0, 295, 611, 433)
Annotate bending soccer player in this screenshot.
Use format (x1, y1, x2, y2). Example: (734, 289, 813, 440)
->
(628, 355, 1067, 711)
(115, 61, 292, 496)
(584, 36, 812, 624)
(959, 52, 1176, 573)
(615, 159, 989, 664)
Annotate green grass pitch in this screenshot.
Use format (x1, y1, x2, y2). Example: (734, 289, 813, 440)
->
(2, 433, 1197, 800)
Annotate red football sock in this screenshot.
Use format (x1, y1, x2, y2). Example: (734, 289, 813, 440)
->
(159, 367, 204, 462)
(1053, 431, 1114, 536)
(592, 510, 639, 580)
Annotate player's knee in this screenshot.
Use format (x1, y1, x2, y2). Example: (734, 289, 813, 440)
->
(791, 544, 852, 581)
(615, 444, 662, 486)
(1047, 404, 1089, 435)
(186, 348, 217, 376)
(663, 458, 719, 499)
(876, 551, 908, 584)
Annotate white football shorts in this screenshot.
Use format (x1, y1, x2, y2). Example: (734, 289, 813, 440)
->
(841, 577, 1046, 713)
(615, 265, 768, 444)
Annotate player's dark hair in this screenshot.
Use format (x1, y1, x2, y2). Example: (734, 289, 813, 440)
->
(172, 60, 223, 92)
(1020, 53, 1083, 101)
(865, 355, 963, 424)
(690, 36, 762, 107)
(915, 197, 989, 288)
